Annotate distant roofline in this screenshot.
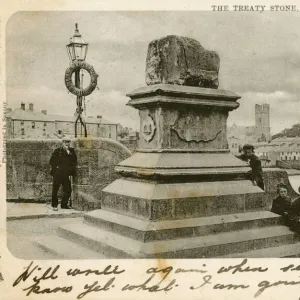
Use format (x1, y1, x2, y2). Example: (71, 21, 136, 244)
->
(7, 108, 117, 125)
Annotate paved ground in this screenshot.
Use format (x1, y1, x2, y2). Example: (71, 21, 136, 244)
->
(7, 202, 83, 220)
(7, 217, 84, 259)
(6, 202, 84, 259)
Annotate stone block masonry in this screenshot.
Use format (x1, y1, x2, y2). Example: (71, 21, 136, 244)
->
(6, 138, 131, 210)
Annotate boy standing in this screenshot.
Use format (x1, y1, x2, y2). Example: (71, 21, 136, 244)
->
(237, 144, 265, 190)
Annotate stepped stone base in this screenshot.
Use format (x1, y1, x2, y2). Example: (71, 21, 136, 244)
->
(33, 208, 300, 258)
(102, 179, 266, 221)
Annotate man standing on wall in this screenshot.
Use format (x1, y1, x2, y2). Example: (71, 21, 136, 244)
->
(237, 144, 265, 190)
(50, 137, 77, 211)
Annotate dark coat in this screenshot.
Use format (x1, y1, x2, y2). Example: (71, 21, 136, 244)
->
(50, 147, 77, 177)
(272, 196, 300, 231)
(291, 197, 300, 215)
(236, 153, 264, 185)
(271, 196, 293, 216)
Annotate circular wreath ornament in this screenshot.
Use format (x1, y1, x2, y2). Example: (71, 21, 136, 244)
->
(65, 60, 98, 96)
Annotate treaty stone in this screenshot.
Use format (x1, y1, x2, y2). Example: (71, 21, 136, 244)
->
(145, 35, 220, 88)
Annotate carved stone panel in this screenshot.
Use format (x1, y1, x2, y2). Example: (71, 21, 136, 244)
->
(168, 109, 228, 150)
(171, 114, 222, 143)
(142, 114, 156, 143)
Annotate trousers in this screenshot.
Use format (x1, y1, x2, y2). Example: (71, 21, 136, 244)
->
(51, 174, 71, 208)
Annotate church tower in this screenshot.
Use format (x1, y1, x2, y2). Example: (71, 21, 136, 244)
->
(255, 104, 271, 142)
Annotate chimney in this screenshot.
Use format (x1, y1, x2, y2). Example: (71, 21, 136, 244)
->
(21, 102, 25, 110)
(29, 103, 34, 111)
(41, 110, 47, 115)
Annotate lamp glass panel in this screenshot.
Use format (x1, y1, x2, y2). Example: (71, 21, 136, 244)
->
(74, 44, 87, 60)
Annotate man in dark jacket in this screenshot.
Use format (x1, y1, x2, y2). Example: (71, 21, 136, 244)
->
(237, 144, 265, 190)
(271, 183, 292, 216)
(271, 183, 300, 232)
(50, 138, 77, 210)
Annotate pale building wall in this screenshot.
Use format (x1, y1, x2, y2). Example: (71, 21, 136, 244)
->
(280, 151, 300, 160)
(7, 117, 117, 140)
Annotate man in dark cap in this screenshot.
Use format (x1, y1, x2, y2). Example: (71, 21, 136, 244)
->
(50, 138, 77, 210)
(237, 144, 265, 190)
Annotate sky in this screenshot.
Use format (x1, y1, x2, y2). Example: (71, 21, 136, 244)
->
(5, 11, 300, 134)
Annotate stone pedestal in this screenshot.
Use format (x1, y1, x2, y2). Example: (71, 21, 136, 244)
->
(47, 84, 300, 258)
(102, 84, 264, 224)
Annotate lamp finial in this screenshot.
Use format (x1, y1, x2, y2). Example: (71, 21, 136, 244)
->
(74, 23, 81, 37)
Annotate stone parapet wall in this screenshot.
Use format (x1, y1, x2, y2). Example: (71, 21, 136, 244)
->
(6, 138, 132, 210)
(6, 138, 298, 211)
(263, 168, 300, 208)
(276, 160, 300, 170)
(71, 138, 132, 210)
(6, 139, 61, 201)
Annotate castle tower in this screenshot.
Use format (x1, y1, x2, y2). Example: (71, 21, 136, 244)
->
(255, 103, 271, 142)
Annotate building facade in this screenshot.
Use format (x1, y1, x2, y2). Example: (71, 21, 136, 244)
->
(228, 103, 271, 154)
(255, 138, 300, 167)
(6, 103, 117, 140)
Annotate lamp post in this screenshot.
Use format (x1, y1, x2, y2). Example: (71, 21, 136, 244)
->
(66, 23, 88, 137)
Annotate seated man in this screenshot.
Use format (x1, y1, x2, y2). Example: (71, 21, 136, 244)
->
(236, 144, 264, 190)
(271, 183, 292, 217)
(271, 183, 300, 232)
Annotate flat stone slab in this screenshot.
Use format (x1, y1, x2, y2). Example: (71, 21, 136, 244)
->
(84, 210, 282, 242)
(58, 220, 295, 258)
(219, 242, 300, 258)
(32, 236, 107, 259)
(103, 179, 263, 200)
(117, 152, 249, 170)
(127, 83, 240, 100)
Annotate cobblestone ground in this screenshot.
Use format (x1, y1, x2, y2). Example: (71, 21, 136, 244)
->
(7, 217, 83, 260)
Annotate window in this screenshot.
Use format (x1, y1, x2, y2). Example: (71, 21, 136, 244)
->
(294, 156, 296, 160)
(44, 122, 47, 127)
(32, 122, 35, 129)
(285, 156, 287, 160)
(21, 128, 25, 135)
(20, 120, 24, 125)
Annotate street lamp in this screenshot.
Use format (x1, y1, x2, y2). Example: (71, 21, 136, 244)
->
(66, 23, 88, 62)
(65, 23, 98, 138)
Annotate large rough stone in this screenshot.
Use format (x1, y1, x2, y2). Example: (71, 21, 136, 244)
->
(146, 35, 220, 88)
